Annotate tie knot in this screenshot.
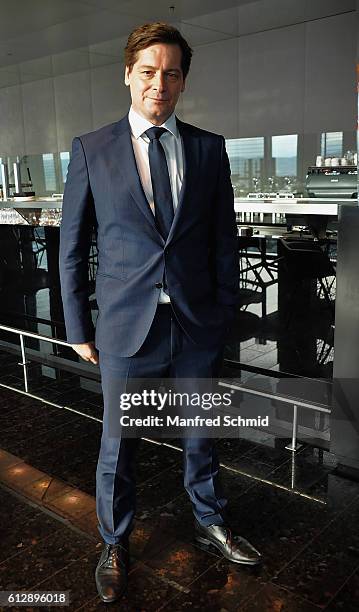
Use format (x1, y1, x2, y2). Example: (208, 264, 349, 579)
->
(145, 127, 167, 141)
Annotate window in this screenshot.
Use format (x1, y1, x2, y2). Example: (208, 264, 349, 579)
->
(226, 137, 264, 174)
(226, 137, 264, 195)
(60, 152, 70, 183)
(272, 134, 298, 177)
(321, 132, 343, 158)
(42, 153, 57, 191)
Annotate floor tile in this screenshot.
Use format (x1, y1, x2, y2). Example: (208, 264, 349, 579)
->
(273, 496, 359, 607)
(241, 582, 322, 611)
(145, 539, 219, 588)
(136, 463, 186, 518)
(44, 488, 95, 521)
(0, 402, 57, 433)
(0, 407, 83, 450)
(0, 504, 65, 566)
(0, 525, 95, 591)
(136, 444, 182, 485)
(75, 562, 179, 611)
(0, 462, 47, 491)
(0, 485, 38, 525)
(30, 548, 101, 610)
(0, 449, 24, 471)
(324, 569, 359, 611)
(215, 436, 258, 462)
(244, 438, 303, 468)
(160, 558, 264, 611)
(22, 474, 53, 502)
(72, 510, 101, 542)
(41, 477, 76, 502)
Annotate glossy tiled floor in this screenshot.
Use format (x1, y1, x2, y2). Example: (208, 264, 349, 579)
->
(0, 350, 358, 611)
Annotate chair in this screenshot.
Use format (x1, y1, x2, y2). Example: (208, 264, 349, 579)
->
(237, 235, 278, 318)
(278, 238, 336, 325)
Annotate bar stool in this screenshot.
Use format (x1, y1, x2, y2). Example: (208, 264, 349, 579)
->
(278, 238, 336, 326)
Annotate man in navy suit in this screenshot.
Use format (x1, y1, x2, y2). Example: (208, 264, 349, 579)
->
(59, 22, 261, 604)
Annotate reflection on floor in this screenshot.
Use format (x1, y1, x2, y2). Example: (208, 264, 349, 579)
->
(224, 236, 336, 378)
(0, 353, 358, 611)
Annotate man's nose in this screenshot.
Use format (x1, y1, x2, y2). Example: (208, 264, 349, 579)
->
(153, 72, 166, 91)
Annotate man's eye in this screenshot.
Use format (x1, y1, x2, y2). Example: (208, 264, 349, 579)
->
(142, 71, 153, 76)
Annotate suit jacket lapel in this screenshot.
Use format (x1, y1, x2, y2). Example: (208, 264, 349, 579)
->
(111, 115, 199, 245)
(112, 116, 160, 237)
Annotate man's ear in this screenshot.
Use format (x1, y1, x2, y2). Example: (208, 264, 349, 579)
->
(124, 65, 131, 86)
(181, 78, 186, 93)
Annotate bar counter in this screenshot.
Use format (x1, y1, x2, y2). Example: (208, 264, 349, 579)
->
(0, 197, 356, 226)
(234, 197, 354, 216)
(0, 200, 62, 226)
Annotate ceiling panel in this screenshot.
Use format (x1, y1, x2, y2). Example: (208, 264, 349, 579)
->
(76, 0, 257, 21)
(89, 36, 127, 67)
(19, 56, 53, 83)
(183, 6, 240, 37)
(0, 0, 356, 74)
(304, 0, 355, 22)
(0, 9, 141, 68)
(0, 0, 98, 42)
(0, 65, 20, 88)
(178, 21, 234, 47)
(52, 47, 90, 76)
(187, 0, 356, 39)
(0, 0, 257, 69)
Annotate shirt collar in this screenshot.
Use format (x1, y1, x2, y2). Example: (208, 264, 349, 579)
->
(128, 106, 178, 140)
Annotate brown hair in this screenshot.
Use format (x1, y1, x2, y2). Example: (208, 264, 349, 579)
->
(124, 22, 193, 79)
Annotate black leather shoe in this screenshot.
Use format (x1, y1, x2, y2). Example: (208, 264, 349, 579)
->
(194, 521, 261, 566)
(95, 542, 129, 603)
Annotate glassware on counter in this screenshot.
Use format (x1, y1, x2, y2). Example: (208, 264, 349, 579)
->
(0, 208, 28, 224)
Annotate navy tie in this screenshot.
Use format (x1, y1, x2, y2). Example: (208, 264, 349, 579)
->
(145, 127, 174, 240)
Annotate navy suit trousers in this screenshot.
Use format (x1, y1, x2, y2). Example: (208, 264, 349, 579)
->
(96, 304, 228, 544)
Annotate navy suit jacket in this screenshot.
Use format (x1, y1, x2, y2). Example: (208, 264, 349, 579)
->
(59, 114, 239, 357)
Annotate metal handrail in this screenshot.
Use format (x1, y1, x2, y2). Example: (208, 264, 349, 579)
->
(218, 380, 331, 414)
(0, 322, 331, 453)
(0, 322, 329, 503)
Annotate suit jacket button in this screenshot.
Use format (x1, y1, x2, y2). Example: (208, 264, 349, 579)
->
(155, 282, 163, 289)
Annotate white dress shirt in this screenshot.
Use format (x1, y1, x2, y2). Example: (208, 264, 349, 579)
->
(128, 106, 184, 303)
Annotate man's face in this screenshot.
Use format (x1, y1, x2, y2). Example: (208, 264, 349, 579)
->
(125, 43, 185, 125)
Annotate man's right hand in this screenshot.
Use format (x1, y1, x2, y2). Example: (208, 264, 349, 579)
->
(71, 341, 99, 365)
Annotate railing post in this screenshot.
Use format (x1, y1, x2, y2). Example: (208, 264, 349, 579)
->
(285, 404, 303, 452)
(290, 452, 296, 489)
(18, 333, 29, 392)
